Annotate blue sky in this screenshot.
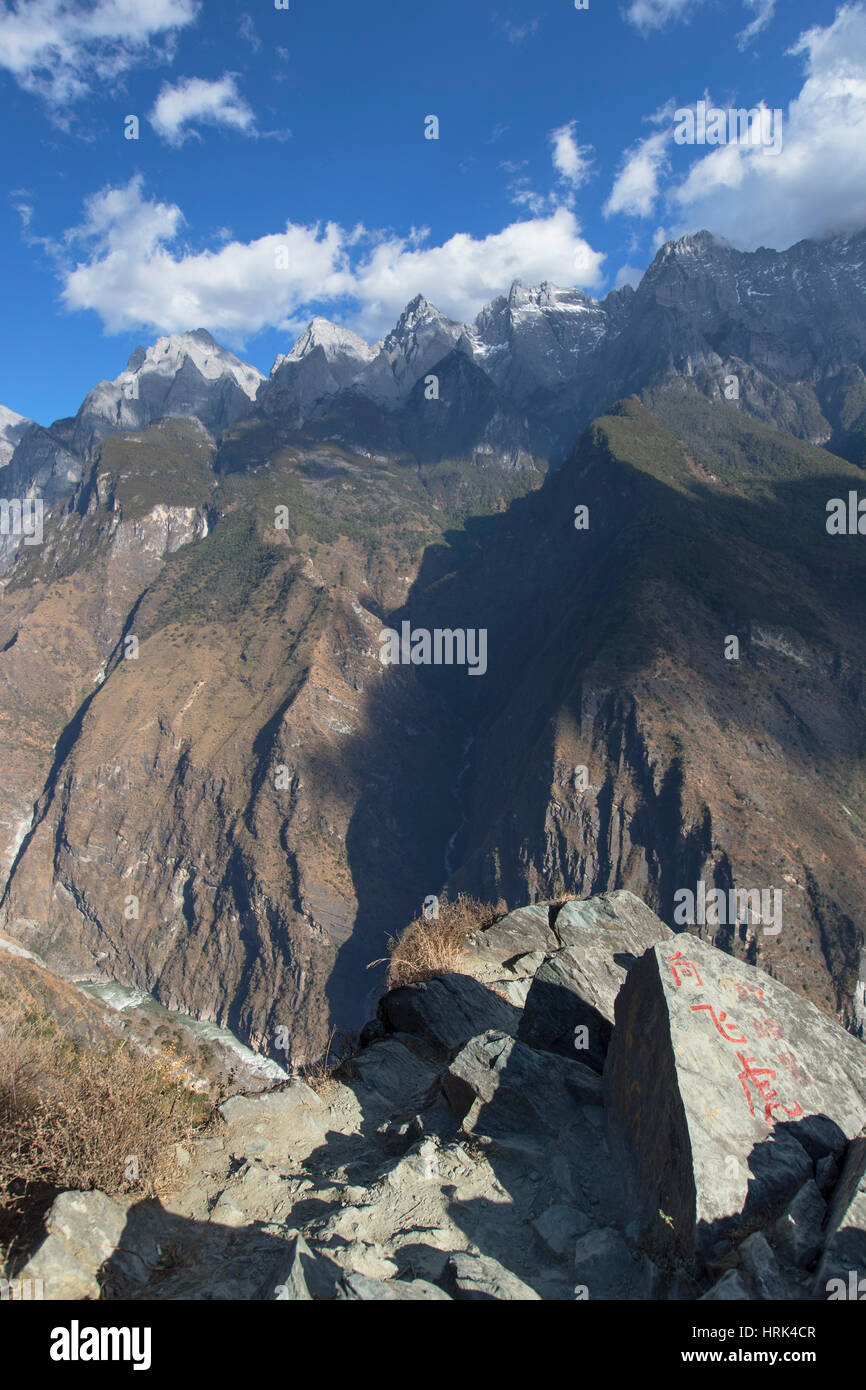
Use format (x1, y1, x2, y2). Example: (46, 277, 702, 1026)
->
(1, 0, 863, 426)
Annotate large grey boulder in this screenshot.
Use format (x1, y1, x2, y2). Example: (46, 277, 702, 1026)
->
(378, 973, 521, 1055)
(519, 892, 672, 1069)
(531, 1204, 595, 1262)
(773, 1180, 826, 1269)
(813, 1131, 866, 1299)
(12, 1190, 162, 1301)
(738, 1232, 794, 1300)
(572, 1227, 648, 1300)
(338, 1272, 451, 1300)
(442, 1250, 540, 1300)
(462, 903, 561, 983)
(218, 1080, 328, 1163)
(347, 1036, 440, 1113)
(603, 936, 866, 1265)
(443, 1029, 601, 1134)
(263, 1234, 316, 1301)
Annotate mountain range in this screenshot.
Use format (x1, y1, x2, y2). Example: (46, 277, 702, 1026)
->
(2, 227, 866, 1063)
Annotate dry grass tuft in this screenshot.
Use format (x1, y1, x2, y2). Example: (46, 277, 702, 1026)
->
(375, 893, 507, 990)
(0, 999, 209, 1268)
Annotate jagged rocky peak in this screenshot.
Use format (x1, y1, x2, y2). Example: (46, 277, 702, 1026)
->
(387, 292, 456, 338)
(273, 317, 377, 372)
(71, 329, 265, 454)
(506, 279, 602, 313)
(659, 228, 730, 259)
(0, 404, 33, 468)
(116, 328, 263, 399)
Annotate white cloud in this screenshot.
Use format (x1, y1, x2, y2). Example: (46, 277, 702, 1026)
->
(494, 15, 540, 44)
(503, 119, 593, 215)
(238, 12, 261, 52)
(0, 0, 199, 107)
(55, 178, 605, 342)
(737, 0, 775, 50)
(348, 208, 604, 335)
(624, 0, 700, 32)
(606, 4, 866, 251)
(613, 263, 645, 289)
(668, 4, 866, 247)
(149, 73, 256, 145)
(604, 130, 669, 217)
(10, 188, 34, 229)
(625, 0, 776, 41)
(550, 121, 593, 189)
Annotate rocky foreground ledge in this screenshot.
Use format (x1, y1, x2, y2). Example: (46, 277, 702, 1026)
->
(12, 892, 866, 1301)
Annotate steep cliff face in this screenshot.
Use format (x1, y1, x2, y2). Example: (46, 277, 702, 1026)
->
(423, 397, 866, 1028)
(0, 420, 519, 1061)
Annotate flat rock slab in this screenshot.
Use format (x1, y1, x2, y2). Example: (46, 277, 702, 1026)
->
(603, 936, 866, 1264)
(347, 1036, 440, 1113)
(218, 1080, 328, 1162)
(519, 891, 673, 1069)
(462, 903, 560, 983)
(443, 1250, 541, 1300)
(339, 1272, 452, 1300)
(443, 1029, 602, 1136)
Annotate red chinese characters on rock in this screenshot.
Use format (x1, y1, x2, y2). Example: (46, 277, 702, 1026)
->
(690, 1004, 748, 1043)
(667, 951, 703, 988)
(666, 953, 804, 1127)
(735, 1054, 805, 1126)
(753, 1017, 783, 1040)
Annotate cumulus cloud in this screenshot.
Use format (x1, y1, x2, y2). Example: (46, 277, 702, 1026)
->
(149, 73, 256, 145)
(670, 4, 866, 246)
(550, 121, 593, 190)
(55, 177, 605, 342)
(605, 5, 866, 251)
(604, 131, 670, 217)
(0, 0, 199, 107)
(504, 119, 593, 215)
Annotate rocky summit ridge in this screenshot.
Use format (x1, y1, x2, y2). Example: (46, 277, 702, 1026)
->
(7, 891, 866, 1302)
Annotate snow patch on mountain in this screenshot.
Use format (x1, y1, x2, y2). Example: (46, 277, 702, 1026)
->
(274, 318, 376, 373)
(0, 406, 33, 469)
(117, 329, 263, 401)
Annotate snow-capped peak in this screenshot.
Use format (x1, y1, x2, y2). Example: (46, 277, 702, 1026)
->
(119, 329, 263, 400)
(276, 317, 376, 372)
(0, 404, 33, 467)
(71, 330, 265, 454)
(386, 295, 456, 344)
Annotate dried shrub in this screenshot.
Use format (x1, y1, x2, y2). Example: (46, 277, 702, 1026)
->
(377, 893, 506, 990)
(0, 1000, 208, 1267)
